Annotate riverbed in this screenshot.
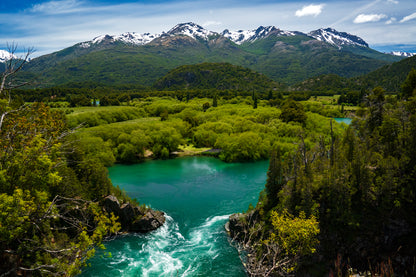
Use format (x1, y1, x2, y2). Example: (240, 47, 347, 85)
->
(80, 157, 269, 277)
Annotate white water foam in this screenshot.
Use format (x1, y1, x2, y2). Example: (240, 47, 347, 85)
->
(121, 214, 231, 276)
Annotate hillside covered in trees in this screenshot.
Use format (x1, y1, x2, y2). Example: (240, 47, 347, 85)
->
(292, 55, 416, 94)
(229, 71, 416, 276)
(153, 63, 281, 92)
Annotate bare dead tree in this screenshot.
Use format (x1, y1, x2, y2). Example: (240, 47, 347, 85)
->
(0, 43, 34, 96)
(0, 43, 34, 130)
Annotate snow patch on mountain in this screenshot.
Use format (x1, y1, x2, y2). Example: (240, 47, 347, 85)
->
(0, 50, 16, 62)
(222, 26, 298, 45)
(221, 29, 255, 44)
(166, 22, 218, 40)
(78, 22, 219, 48)
(308, 28, 368, 49)
(75, 23, 378, 52)
(387, 51, 416, 57)
(79, 32, 161, 48)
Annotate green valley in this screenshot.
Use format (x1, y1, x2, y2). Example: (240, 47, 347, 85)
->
(1, 21, 416, 277)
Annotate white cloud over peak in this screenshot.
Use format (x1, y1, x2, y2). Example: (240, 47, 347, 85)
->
(353, 13, 387, 23)
(400, 12, 416, 23)
(295, 4, 324, 17)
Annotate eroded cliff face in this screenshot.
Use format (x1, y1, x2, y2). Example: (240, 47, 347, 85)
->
(102, 195, 165, 233)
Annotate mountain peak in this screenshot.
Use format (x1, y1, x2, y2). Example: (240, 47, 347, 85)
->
(75, 23, 374, 52)
(222, 26, 298, 45)
(166, 22, 217, 40)
(308, 28, 368, 48)
(0, 50, 16, 62)
(387, 51, 416, 58)
(79, 32, 161, 48)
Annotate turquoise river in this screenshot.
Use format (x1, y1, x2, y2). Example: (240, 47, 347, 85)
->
(80, 156, 269, 277)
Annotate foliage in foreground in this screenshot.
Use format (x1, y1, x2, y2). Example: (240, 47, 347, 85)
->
(0, 103, 124, 276)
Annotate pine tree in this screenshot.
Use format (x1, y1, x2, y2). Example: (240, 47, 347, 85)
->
(213, 93, 218, 107)
(401, 68, 416, 99)
(265, 147, 283, 210)
(367, 86, 385, 132)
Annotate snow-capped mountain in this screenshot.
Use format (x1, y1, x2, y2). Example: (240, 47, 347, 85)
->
(221, 26, 298, 45)
(76, 22, 375, 52)
(387, 51, 416, 58)
(308, 28, 369, 49)
(78, 22, 220, 49)
(0, 50, 16, 63)
(165, 22, 218, 40)
(79, 32, 161, 48)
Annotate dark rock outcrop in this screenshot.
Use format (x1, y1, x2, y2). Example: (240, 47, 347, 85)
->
(228, 210, 260, 241)
(130, 210, 165, 232)
(102, 195, 165, 233)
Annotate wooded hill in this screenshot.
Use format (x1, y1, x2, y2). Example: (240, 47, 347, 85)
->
(293, 55, 416, 93)
(153, 62, 281, 92)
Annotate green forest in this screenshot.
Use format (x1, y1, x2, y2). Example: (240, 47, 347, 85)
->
(229, 70, 416, 276)
(1, 44, 416, 276)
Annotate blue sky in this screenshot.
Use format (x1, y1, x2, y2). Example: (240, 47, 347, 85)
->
(1, 0, 415, 57)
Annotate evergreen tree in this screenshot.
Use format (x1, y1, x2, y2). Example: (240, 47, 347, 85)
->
(265, 146, 284, 210)
(366, 86, 385, 132)
(213, 93, 218, 107)
(401, 68, 416, 99)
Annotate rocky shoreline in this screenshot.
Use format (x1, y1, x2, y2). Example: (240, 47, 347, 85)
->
(102, 195, 165, 233)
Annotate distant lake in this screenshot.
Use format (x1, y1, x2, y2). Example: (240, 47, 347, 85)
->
(333, 118, 352, 125)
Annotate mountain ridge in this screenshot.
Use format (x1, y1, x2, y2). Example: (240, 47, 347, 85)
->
(387, 51, 416, 57)
(16, 22, 402, 88)
(307, 28, 368, 48)
(74, 22, 372, 51)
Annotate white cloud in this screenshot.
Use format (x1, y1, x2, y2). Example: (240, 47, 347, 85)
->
(1, 0, 415, 57)
(400, 12, 416, 23)
(386, 17, 397, 24)
(295, 4, 324, 17)
(331, 0, 383, 26)
(353, 13, 387, 23)
(387, 0, 399, 3)
(29, 0, 84, 14)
